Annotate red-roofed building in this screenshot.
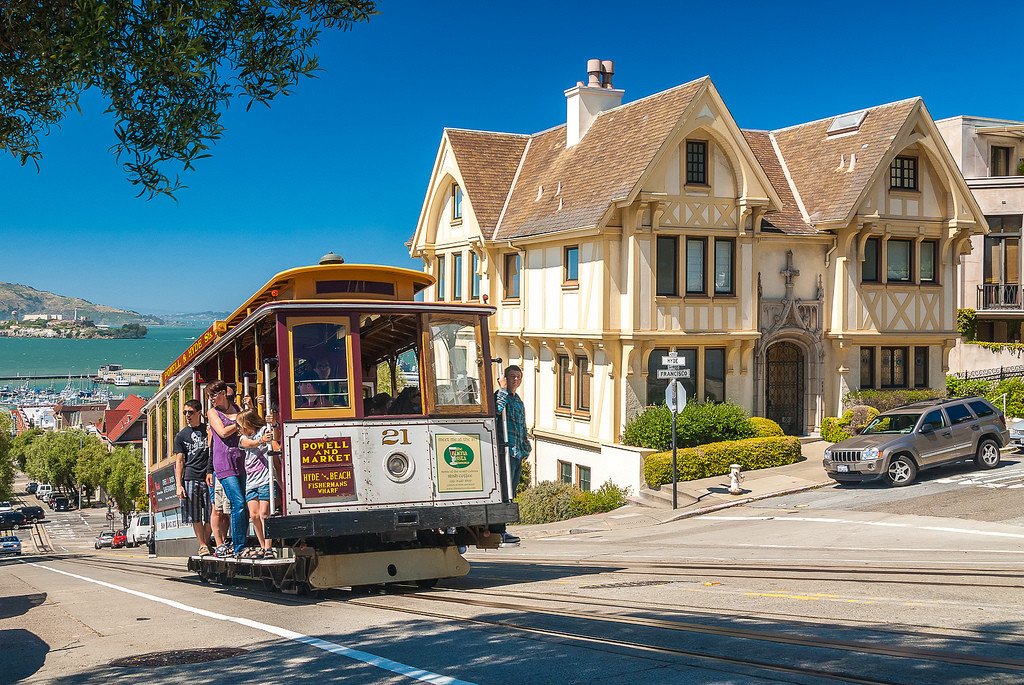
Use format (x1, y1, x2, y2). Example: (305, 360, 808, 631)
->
(100, 394, 147, 449)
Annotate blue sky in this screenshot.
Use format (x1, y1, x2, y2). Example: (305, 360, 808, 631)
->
(2, 0, 1022, 316)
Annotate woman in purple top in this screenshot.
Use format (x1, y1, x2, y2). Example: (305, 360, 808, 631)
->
(206, 379, 248, 557)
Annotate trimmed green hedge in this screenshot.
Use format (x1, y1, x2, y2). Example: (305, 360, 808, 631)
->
(843, 389, 944, 412)
(747, 416, 784, 437)
(821, 406, 880, 442)
(622, 401, 755, 451)
(643, 436, 802, 488)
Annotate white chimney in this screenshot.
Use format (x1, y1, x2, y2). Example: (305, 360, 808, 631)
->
(565, 59, 624, 148)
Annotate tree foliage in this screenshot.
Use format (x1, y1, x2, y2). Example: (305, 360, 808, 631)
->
(105, 446, 146, 526)
(0, 414, 14, 501)
(0, 0, 376, 198)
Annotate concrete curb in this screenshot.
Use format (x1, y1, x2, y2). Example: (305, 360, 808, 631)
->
(661, 481, 835, 523)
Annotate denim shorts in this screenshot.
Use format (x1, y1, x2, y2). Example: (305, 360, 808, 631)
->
(245, 483, 270, 502)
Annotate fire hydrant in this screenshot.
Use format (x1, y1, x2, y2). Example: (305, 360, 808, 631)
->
(729, 463, 744, 495)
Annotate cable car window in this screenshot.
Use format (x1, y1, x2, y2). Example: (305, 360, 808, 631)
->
(359, 313, 423, 416)
(290, 321, 351, 411)
(426, 314, 484, 413)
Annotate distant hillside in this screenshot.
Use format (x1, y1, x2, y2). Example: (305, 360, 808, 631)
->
(0, 282, 164, 326)
(160, 311, 232, 326)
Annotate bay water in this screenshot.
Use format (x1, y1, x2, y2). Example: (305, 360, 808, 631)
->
(0, 325, 208, 398)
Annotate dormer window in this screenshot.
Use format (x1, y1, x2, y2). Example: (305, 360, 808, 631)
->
(452, 183, 462, 220)
(890, 156, 917, 190)
(686, 141, 707, 185)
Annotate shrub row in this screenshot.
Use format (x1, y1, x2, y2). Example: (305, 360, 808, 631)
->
(516, 479, 631, 525)
(623, 402, 782, 451)
(842, 389, 944, 412)
(643, 436, 802, 488)
(820, 406, 880, 442)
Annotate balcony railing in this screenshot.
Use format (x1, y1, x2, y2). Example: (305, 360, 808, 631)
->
(978, 284, 1023, 310)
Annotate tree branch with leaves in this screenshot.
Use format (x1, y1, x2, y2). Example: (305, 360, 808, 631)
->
(0, 0, 376, 198)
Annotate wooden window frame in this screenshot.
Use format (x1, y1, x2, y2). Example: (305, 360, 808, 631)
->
(564, 245, 579, 285)
(558, 460, 572, 485)
(452, 183, 462, 221)
(920, 240, 937, 283)
(287, 316, 357, 420)
(860, 347, 875, 390)
(452, 252, 463, 301)
(685, 237, 707, 295)
(656, 235, 679, 297)
(886, 238, 913, 283)
(576, 464, 592, 493)
(556, 354, 572, 411)
(862, 237, 880, 283)
(575, 355, 591, 414)
(470, 252, 480, 299)
(889, 156, 918, 191)
(713, 238, 734, 295)
(503, 253, 521, 301)
(880, 346, 908, 389)
(436, 255, 446, 301)
(685, 140, 708, 186)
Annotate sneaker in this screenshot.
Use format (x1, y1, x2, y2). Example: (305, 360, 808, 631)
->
(501, 533, 520, 545)
(213, 544, 233, 558)
(197, 545, 211, 556)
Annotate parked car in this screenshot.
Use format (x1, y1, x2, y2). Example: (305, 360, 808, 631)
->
(111, 530, 127, 549)
(1009, 418, 1024, 452)
(0, 511, 28, 530)
(53, 497, 71, 512)
(126, 514, 151, 547)
(19, 506, 44, 522)
(35, 484, 52, 500)
(0, 535, 21, 556)
(0, 501, 12, 512)
(94, 531, 115, 549)
(26, 482, 38, 494)
(823, 396, 1009, 487)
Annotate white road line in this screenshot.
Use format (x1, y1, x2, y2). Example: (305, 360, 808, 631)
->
(28, 562, 474, 685)
(700, 515, 1024, 540)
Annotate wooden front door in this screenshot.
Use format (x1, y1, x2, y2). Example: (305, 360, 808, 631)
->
(766, 342, 804, 435)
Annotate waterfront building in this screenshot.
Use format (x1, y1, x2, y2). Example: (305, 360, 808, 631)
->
(409, 61, 986, 492)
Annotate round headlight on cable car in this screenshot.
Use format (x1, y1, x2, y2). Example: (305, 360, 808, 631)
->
(384, 452, 413, 482)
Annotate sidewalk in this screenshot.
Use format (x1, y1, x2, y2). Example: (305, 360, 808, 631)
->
(510, 439, 833, 538)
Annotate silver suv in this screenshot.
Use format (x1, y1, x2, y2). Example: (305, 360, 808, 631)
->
(823, 397, 1008, 486)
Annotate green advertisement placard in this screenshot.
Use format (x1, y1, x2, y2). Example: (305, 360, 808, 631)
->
(435, 433, 483, 493)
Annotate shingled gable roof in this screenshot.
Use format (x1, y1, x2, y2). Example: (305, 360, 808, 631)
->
(493, 78, 707, 241)
(769, 98, 920, 226)
(103, 394, 146, 443)
(444, 129, 529, 234)
(741, 130, 817, 234)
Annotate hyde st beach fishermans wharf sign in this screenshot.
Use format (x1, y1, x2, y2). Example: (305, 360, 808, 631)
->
(300, 437, 355, 498)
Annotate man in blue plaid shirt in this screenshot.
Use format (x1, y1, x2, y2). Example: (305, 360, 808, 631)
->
(496, 365, 530, 544)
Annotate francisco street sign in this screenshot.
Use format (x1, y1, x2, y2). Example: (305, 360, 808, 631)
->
(657, 368, 691, 379)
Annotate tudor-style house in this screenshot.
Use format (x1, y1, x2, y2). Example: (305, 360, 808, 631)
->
(410, 60, 986, 493)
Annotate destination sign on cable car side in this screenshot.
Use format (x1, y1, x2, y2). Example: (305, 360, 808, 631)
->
(300, 436, 356, 498)
(161, 324, 219, 385)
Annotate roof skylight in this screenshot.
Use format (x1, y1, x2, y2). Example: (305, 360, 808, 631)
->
(827, 109, 868, 136)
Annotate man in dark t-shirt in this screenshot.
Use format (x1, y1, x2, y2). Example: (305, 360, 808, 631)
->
(174, 398, 212, 555)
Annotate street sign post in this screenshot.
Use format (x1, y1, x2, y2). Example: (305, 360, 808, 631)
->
(665, 379, 688, 509)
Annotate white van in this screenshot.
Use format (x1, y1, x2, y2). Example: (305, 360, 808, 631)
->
(126, 513, 151, 547)
(35, 484, 52, 500)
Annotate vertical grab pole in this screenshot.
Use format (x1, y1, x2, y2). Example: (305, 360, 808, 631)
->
(265, 358, 277, 516)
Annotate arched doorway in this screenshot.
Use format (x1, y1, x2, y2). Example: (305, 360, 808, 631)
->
(765, 342, 804, 435)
